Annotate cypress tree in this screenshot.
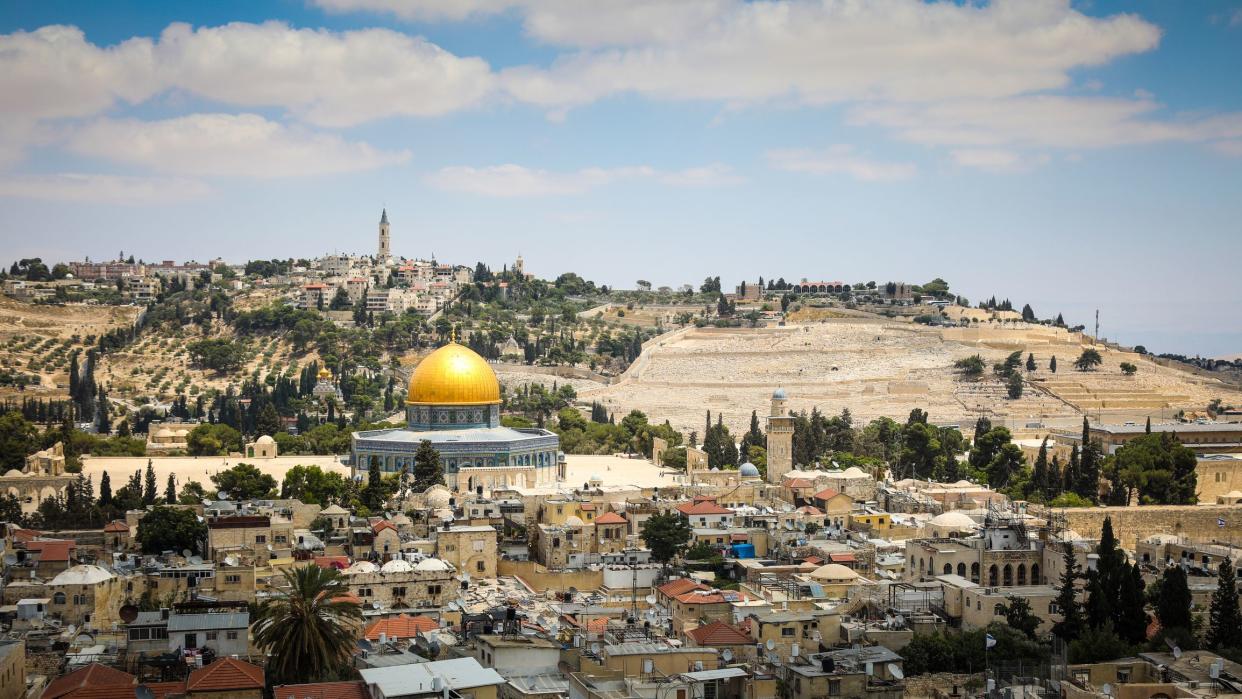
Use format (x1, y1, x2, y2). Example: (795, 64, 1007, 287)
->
(1026, 353, 1036, 372)
(1145, 416, 1151, 434)
(99, 471, 112, 506)
(143, 459, 157, 506)
(1156, 566, 1193, 634)
(1053, 541, 1085, 642)
(1207, 557, 1242, 651)
(1050, 355, 1057, 373)
(1116, 563, 1149, 645)
(165, 474, 177, 505)
(1032, 438, 1049, 501)
(1077, 417, 1100, 502)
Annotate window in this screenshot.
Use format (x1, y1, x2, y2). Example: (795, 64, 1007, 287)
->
(428, 584, 442, 596)
(274, 535, 287, 544)
(226, 631, 238, 640)
(1117, 668, 1131, 683)
(255, 535, 267, 544)
(782, 627, 795, 636)
(359, 587, 372, 597)
(476, 560, 485, 572)
(829, 679, 841, 696)
(392, 587, 407, 598)
(994, 604, 1005, 616)
(225, 575, 241, 584)
(206, 632, 218, 641)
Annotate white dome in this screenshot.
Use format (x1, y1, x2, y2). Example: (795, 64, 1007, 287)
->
(381, 559, 413, 573)
(772, 388, 788, 400)
(928, 512, 978, 531)
(415, 558, 450, 572)
(839, 467, 869, 478)
(50, 565, 114, 586)
(347, 561, 379, 574)
(739, 463, 760, 477)
(423, 485, 452, 508)
(564, 515, 584, 526)
(3, 469, 26, 478)
(589, 474, 603, 483)
(255, 435, 275, 444)
(809, 563, 859, 582)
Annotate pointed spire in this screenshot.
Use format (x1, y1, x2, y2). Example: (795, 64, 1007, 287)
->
(380, 208, 389, 225)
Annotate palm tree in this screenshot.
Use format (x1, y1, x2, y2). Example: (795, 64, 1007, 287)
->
(252, 564, 362, 684)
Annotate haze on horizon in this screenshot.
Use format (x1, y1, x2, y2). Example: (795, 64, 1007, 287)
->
(1, 1, 1240, 357)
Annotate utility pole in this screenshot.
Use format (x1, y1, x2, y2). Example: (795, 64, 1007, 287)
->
(1094, 309, 1099, 345)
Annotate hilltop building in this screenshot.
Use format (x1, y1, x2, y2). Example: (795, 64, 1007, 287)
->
(378, 209, 391, 261)
(351, 342, 563, 493)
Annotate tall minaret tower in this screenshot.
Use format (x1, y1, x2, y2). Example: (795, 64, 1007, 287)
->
(766, 388, 795, 483)
(378, 209, 391, 260)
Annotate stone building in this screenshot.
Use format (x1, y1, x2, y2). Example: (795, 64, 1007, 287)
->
(435, 525, 498, 579)
(46, 564, 126, 628)
(244, 435, 278, 459)
(1, 441, 74, 515)
(206, 515, 294, 563)
(146, 421, 193, 452)
(338, 558, 458, 609)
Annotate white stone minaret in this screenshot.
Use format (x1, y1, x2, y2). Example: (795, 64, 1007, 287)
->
(378, 209, 391, 260)
(766, 388, 795, 483)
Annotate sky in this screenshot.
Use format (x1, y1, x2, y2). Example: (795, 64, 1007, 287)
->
(1, 0, 1240, 356)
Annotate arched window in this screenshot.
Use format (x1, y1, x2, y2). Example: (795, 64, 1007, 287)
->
(957, 562, 966, 577)
(943, 563, 952, 575)
(1003, 564, 1013, 586)
(971, 562, 980, 583)
(994, 604, 1005, 616)
(53, 592, 66, 604)
(988, 565, 998, 587)
(1031, 563, 1040, 585)
(919, 558, 925, 574)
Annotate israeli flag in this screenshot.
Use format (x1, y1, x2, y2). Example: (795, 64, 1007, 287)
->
(1219, 518, 1227, 528)
(985, 633, 997, 649)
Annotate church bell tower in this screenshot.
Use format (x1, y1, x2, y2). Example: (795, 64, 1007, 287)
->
(378, 209, 391, 260)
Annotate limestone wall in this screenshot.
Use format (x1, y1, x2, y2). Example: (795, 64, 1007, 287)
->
(497, 558, 602, 593)
(1056, 504, 1242, 549)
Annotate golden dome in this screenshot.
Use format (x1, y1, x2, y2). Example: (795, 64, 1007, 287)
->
(317, 368, 332, 380)
(406, 342, 500, 405)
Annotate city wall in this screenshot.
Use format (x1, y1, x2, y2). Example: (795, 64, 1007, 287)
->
(1054, 504, 1242, 549)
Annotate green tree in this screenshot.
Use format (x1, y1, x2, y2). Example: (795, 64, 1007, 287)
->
(1074, 348, 1103, 371)
(164, 473, 177, 505)
(1006, 371, 1024, 399)
(0, 493, 23, 526)
(187, 338, 246, 373)
(1068, 627, 1135, 664)
(210, 463, 277, 499)
(256, 403, 281, 437)
(143, 459, 158, 506)
(953, 354, 985, 378)
(187, 423, 241, 456)
(412, 440, 444, 492)
(1050, 355, 1057, 373)
(1116, 563, 1149, 646)
(640, 512, 692, 571)
(1053, 541, 1085, 642)
(136, 506, 207, 555)
(99, 471, 112, 506)
(280, 465, 349, 505)
(1120, 362, 1137, 376)
(178, 480, 208, 505)
(0, 411, 39, 470)
(252, 564, 363, 685)
(1154, 565, 1193, 635)
(1207, 557, 1242, 651)
(1003, 595, 1040, 640)
(1026, 353, 1036, 372)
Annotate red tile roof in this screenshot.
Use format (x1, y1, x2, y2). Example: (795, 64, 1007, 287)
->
(27, 539, 74, 562)
(657, 578, 708, 598)
(730, 533, 749, 542)
(43, 664, 133, 699)
(674, 589, 747, 605)
(363, 614, 439, 640)
(797, 506, 824, 516)
(594, 512, 626, 525)
(274, 681, 368, 699)
(829, 553, 857, 563)
(784, 478, 814, 488)
(578, 503, 597, 511)
(813, 488, 842, 500)
(314, 555, 351, 570)
(371, 520, 396, 534)
(186, 658, 264, 692)
(803, 555, 824, 565)
(12, 527, 44, 543)
(686, 621, 753, 646)
(103, 521, 129, 533)
(677, 501, 734, 516)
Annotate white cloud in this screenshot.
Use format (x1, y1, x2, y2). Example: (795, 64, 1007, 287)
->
(0, 173, 210, 204)
(1214, 141, 1242, 157)
(949, 148, 1049, 173)
(425, 163, 740, 196)
(66, 114, 409, 178)
(767, 146, 916, 182)
(500, 0, 1161, 108)
(0, 21, 493, 130)
(849, 96, 1242, 150)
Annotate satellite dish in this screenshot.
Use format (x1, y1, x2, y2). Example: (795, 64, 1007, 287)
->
(811, 630, 821, 642)
(181, 549, 192, 558)
(217, 491, 230, 500)
(721, 649, 733, 663)
(888, 663, 904, 680)
(189, 556, 203, 565)
(1173, 646, 1182, 660)
(224, 556, 238, 567)
(590, 642, 600, 655)
(1210, 660, 1223, 679)
(766, 639, 776, 651)
(644, 594, 657, 605)
(119, 605, 139, 624)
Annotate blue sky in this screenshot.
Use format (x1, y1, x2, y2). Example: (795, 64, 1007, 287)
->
(1, 0, 1240, 356)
